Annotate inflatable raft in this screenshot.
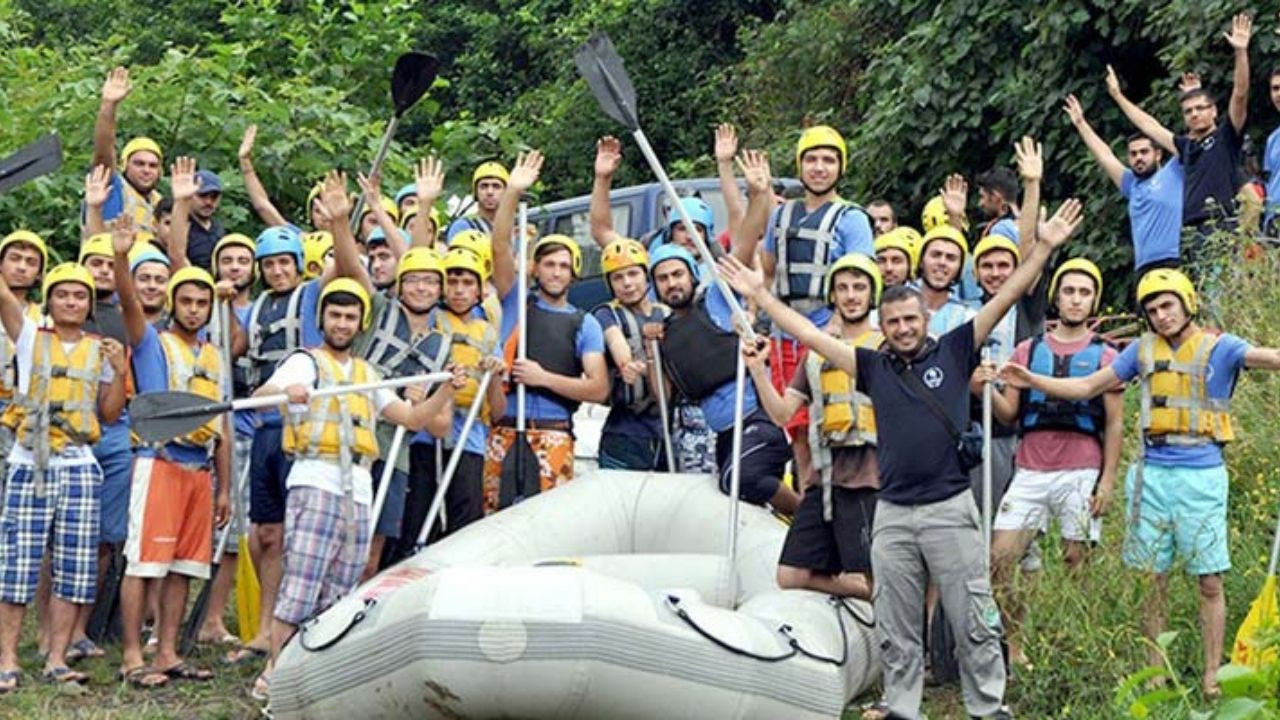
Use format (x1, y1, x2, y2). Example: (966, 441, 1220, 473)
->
(269, 470, 879, 719)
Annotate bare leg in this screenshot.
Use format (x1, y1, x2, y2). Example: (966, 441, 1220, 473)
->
(152, 573, 190, 671)
(1198, 574, 1225, 696)
(34, 555, 51, 655)
(362, 535, 386, 582)
(200, 554, 236, 641)
(0, 603, 26, 672)
(1143, 573, 1169, 671)
(119, 575, 149, 671)
(43, 596, 80, 671)
(769, 483, 802, 516)
(991, 528, 1036, 668)
(252, 522, 284, 649)
(778, 565, 871, 599)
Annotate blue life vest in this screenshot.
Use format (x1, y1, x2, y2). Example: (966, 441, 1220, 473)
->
(245, 285, 306, 387)
(1020, 334, 1107, 437)
(773, 199, 856, 311)
(365, 300, 445, 383)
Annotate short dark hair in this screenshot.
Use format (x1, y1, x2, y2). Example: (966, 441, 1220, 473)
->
(868, 199, 896, 217)
(880, 283, 925, 310)
(975, 167, 1019, 203)
(322, 291, 362, 312)
(154, 197, 173, 220)
(1127, 132, 1156, 146)
(1179, 88, 1216, 106)
(1270, 66, 1280, 81)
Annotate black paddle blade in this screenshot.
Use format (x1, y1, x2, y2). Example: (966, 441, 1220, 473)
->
(130, 391, 234, 445)
(391, 52, 440, 117)
(574, 33, 639, 130)
(498, 431, 541, 508)
(179, 558, 220, 657)
(0, 133, 62, 195)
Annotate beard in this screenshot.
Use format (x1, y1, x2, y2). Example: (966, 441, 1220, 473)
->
(539, 283, 568, 301)
(1133, 164, 1156, 179)
(325, 335, 354, 352)
(173, 314, 207, 334)
(838, 306, 871, 325)
(801, 178, 836, 196)
(662, 288, 693, 309)
(1059, 316, 1087, 328)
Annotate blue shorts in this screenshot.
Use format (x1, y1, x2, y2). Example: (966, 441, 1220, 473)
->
(598, 431, 667, 472)
(0, 462, 102, 604)
(1123, 462, 1230, 575)
(93, 420, 134, 544)
(250, 423, 293, 524)
(369, 460, 407, 539)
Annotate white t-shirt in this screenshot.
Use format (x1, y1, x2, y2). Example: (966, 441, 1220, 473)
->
(8, 318, 115, 468)
(265, 351, 397, 504)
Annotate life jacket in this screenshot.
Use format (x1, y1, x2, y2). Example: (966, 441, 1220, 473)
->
(364, 300, 442, 382)
(1, 330, 102, 493)
(281, 349, 380, 482)
(431, 307, 498, 417)
(120, 179, 163, 234)
(1137, 330, 1236, 446)
(245, 284, 306, 387)
(594, 299, 666, 414)
(773, 199, 856, 312)
(1020, 334, 1107, 437)
(806, 329, 882, 521)
(456, 216, 492, 236)
(660, 292, 740, 402)
(157, 332, 223, 452)
(0, 302, 45, 407)
(503, 298, 586, 416)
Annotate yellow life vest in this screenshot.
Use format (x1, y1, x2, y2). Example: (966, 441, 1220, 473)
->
(158, 332, 223, 450)
(282, 349, 380, 470)
(433, 309, 498, 417)
(2, 329, 102, 455)
(805, 328, 882, 522)
(0, 303, 46, 404)
(1137, 330, 1235, 446)
(121, 181, 163, 234)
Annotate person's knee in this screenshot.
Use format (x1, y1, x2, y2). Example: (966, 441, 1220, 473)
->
(256, 524, 283, 550)
(1199, 574, 1224, 600)
(777, 565, 810, 590)
(1063, 541, 1086, 569)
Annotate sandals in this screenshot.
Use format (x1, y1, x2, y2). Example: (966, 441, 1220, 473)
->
(251, 671, 271, 702)
(65, 637, 106, 663)
(198, 631, 242, 646)
(160, 661, 215, 682)
(0, 669, 20, 694)
(119, 665, 169, 689)
(224, 645, 270, 666)
(42, 666, 89, 685)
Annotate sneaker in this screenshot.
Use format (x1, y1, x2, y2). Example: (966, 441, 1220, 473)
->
(971, 707, 1014, 720)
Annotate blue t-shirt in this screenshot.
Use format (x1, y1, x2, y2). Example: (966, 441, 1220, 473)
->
(499, 289, 605, 421)
(1121, 160, 1184, 271)
(132, 324, 223, 465)
(697, 285, 759, 433)
(927, 295, 977, 338)
(592, 302, 667, 440)
(763, 202, 874, 339)
(1110, 331, 1251, 467)
(1264, 126, 1280, 227)
(445, 216, 492, 243)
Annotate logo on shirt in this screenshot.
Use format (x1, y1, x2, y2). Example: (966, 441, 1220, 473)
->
(922, 366, 945, 389)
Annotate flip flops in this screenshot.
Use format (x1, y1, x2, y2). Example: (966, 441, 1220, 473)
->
(42, 666, 89, 685)
(251, 671, 270, 702)
(65, 637, 106, 663)
(160, 661, 215, 682)
(119, 665, 169, 689)
(224, 645, 269, 666)
(0, 669, 20, 694)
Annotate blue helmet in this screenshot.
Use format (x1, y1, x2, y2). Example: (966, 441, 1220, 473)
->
(648, 243, 702, 283)
(668, 197, 715, 238)
(368, 227, 412, 248)
(394, 183, 417, 207)
(255, 226, 304, 270)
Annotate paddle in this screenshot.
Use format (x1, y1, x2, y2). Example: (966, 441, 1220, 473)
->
(416, 370, 495, 547)
(499, 203, 540, 507)
(981, 345, 993, 562)
(369, 426, 409, 537)
(649, 339, 676, 472)
(1231, 506, 1280, 667)
(85, 543, 123, 644)
(0, 133, 62, 195)
(349, 51, 441, 231)
(130, 372, 451, 445)
(725, 342, 748, 606)
(574, 33, 756, 344)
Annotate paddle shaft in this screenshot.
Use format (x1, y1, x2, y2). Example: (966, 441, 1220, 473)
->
(231, 372, 452, 413)
(981, 345, 993, 566)
(649, 339, 677, 473)
(369, 425, 408, 536)
(348, 116, 400, 233)
(417, 371, 494, 547)
(1269, 507, 1280, 577)
(517, 203, 528, 432)
(629, 130, 757, 344)
(726, 343, 747, 606)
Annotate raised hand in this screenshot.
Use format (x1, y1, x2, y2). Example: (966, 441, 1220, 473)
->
(414, 156, 445, 204)
(319, 170, 352, 221)
(102, 66, 131, 104)
(84, 165, 111, 208)
(594, 137, 622, 178)
(1225, 13, 1253, 51)
(1062, 94, 1086, 126)
(509, 150, 544, 194)
(714, 123, 738, 164)
(940, 173, 968, 217)
(717, 253, 766, 298)
(110, 215, 135, 255)
(101, 337, 127, 374)
(356, 172, 382, 204)
(735, 149, 772, 196)
(1178, 71, 1202, 94)
(1104, 65, 1122, 98)
(1014, 136, 1043, 182)
(170, 156, 200, 201)
(238, 124, 257, 161)
(1039, 198, 1083, 248)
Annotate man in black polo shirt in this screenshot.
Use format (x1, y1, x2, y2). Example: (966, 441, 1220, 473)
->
(187, 169, 226, 270)
(718, 137, 1081, 720)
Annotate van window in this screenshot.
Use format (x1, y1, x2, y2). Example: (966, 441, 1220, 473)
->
(551, 205, 630, 277)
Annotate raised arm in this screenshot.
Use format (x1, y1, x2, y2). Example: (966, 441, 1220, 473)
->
(940, 174, 970, 231)
(96, 338, 128, 425)
(590, 137, 624, 248)
(1016, 138, 1042, 256)
(92, 67, 130, 171)
(237, 124, 289, 228)
(0, 272, 27, 342)
(1225, 13, 1253, 132)
(1244, 346, 1280, 369)
(715, 124, 746, 244)
(743, 338, 805, 427)
(733, 149, 774, 266)
(167, 156, 199, 271)
(109, 217, 148, 346)
(1106, 65, 1177, 155)
(83, 165, 111, 237)
(358, 173, 404, 256)
(1064, 94, 1126, 188)
(410, 157, 444, 248)
(491, 150, 543, 299)
(317, 171, 374, 294)
(718, 254, 855, 376)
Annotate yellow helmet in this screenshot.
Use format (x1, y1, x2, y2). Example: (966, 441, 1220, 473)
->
(397, 247, 445, 294)
(42, 262, 95, 316)
(441, 247, 488, 284)
(972, 234, 1021, 265)
(600, 238, 649, 276)
(825, 252, 883, 306)
(318, 277, 372, 331)
(533, 234, 583, 278)
(1049, 258, 1104, 314)
(1137, 268, 1197, 316)
(472, 161, 510, 191)
(921, 196, 949, 232)
(78, 233, 115, 263)
(166, 266, 216, 319)
(1, 230, 49, 273)
(920, 224, 969, 259)
(121, 136, 163, 167)
(301, 231, 335, 280)
(449, 229, 493, 280)
(873, 228, 921, 276)
(213, 233, 258, 281)
(795, 125, 847, 175)
(358, 194, 400, 224)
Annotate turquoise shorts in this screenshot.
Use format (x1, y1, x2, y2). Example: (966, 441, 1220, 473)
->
(1123, 462, 1230, 575)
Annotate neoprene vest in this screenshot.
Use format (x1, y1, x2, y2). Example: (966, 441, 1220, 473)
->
(365, 300, 443, 383)
(660, 293, 739, 402)
(1136, 330, 1236, 446)
(773, 199, 856, 312)
(1020, 334, 1106, 437)
(245, 285, 306, 387)
(595, 300, 665, 414)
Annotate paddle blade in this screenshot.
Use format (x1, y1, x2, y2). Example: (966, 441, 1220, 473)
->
(236, 537, 261, 643)
(1231, 575, 1278, 668)
(391, 52, 440, 117)
(498, 431, 541, 508)
(130, 391, 233, 444)
(574, 33, 639, 130)
(179, 564, 217, 657)
(0, 134, 62, 195)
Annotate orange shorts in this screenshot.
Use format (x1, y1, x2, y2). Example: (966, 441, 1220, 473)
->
(124, 456, 213, 579)
(482, 427, 575, 514)
(769, 337, 809, 436)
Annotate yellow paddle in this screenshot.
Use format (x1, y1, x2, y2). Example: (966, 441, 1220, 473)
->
(1231, 510, 1280, 667)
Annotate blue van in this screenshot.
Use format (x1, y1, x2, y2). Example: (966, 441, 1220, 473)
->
(525, 177, 801, 310)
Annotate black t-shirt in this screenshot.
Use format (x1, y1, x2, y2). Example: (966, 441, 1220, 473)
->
(1174, 121, 1243, 225)
(856, 320, 978, 506)
(187, 216, 225, 271)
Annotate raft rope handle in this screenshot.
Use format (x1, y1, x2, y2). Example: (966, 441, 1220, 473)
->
(837, 596, 876, 629)
(298, 597, 377, 653)
(664, 594, 797, 663)
(777, 597, 855, 667)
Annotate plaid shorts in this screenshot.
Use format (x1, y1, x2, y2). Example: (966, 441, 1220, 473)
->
(275, 486, 370, 625)
(0, 461, 101, 605)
